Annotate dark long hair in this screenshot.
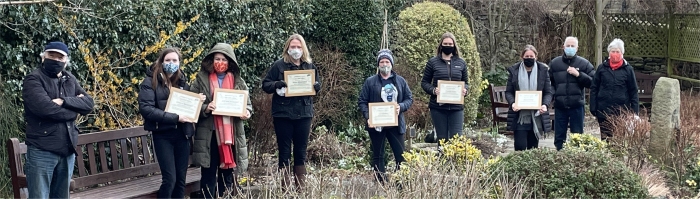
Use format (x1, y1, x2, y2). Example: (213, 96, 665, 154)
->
(201, 53, 239, 76)
(151, 48, 182, 89)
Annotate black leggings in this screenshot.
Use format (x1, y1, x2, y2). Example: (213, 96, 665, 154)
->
(513, 130, 538, 151)
(273, 117, 312, 167)
(152, 133, 190, 199)
(199, 131, 234, 199)
(368, 127, 405, 182)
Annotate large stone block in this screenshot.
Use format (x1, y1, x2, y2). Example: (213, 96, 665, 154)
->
(649, 77, 681, 162)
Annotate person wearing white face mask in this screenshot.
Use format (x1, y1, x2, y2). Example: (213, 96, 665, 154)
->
(262, 34, 321, 192)
(547, 36, 596, 150)
(358, 49, 413, 185)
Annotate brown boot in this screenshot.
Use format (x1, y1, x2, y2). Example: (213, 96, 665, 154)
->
(279, 166, 293, 192)
(293, 165, 307, 192)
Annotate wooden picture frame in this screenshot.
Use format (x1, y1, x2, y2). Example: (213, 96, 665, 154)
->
(211, 88, 249, 117)
(436, 80, 466, 104)
(164, 87, 204, 123)
(368, 102, 399, 127)
(283, 69, 316, 97)
(514, 90, 543, 110)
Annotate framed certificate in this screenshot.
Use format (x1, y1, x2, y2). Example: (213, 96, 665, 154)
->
(212, 88, 249, 117)
(284, 70, 316, 97)
(164, 88, 205, 123)
(436, 80, 465, 104)
(368, 102, 399, 127)
(514, 91, 542, 110)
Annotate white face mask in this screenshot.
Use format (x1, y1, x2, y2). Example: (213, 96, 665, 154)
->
(288, 48, 303, 60)
(379, 64, 392, 74)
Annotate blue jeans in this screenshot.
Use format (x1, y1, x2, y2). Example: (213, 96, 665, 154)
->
(430, 108, 464, 145)
(554, 106, 585, 150)
(25, 145, 75, 199)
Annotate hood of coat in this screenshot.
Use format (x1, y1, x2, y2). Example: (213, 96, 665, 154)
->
(202, 43, 240, 74)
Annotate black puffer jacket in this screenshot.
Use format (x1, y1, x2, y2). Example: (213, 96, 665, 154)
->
(23, 68, 94, 156)
(262, 59, 322, 119)
(548, 54, 595, 109)
(138, 66, 195, 138)
(590, 59, 639, 116)
(420, 56, 469, 110)
(504, 62, 553, 132)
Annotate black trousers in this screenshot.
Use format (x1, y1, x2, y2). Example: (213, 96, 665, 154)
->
(513, 130, 539, 151)
(368, 127, 405, 183)
(430, 108, 464, 145)
(153, 133, 191, 199)
(273, 117, 312, 167)
(199, 131, 234, 199)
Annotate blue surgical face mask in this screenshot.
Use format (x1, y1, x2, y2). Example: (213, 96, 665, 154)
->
(163, 62, 179, 74)
(564, 47, 577, 57)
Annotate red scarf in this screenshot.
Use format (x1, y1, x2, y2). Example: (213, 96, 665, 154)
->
(209, 72, 236, 169)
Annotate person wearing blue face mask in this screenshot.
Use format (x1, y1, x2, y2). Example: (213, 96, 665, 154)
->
(547, 36, 596, 150)
(358, 49, 413, 184)
(138, 47, 203, 198)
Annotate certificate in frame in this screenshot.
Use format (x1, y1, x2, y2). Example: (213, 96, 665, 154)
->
(514, 90, 543, 110)
(368, 102, 399, 127)
(283, 69, 316, 97)
(212, 88, 249, 117)
(164, 87, 205, 123)
(436, 80, 465, 104)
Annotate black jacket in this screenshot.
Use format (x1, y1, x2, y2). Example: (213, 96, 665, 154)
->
(262, 59, 322, 119)
(137, 67, 195, 138)
(420, 56, 469, 110)
(358, 71, 413, 134)
(22, 68, 94, 156)
(590, 59, 639, 116)
(548, 54, 595, 109)
(504, 62, 553, 132)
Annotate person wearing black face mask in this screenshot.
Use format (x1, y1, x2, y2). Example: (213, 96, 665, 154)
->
(504, 45, 554, 151)
(21, 41, 95, 198)
(420, 32, 469, 150)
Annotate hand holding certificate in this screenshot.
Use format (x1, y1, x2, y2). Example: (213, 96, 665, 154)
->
(368, 102, 399, 127)
(513, 91, 542, 110)
(165, 88, 205, 123)
(436, 80, 465, 104)
(211, 88, 249, 117)
(284, 70, 316, 97)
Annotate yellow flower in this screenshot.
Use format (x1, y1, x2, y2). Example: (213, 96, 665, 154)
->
(686, 179, 697, 187)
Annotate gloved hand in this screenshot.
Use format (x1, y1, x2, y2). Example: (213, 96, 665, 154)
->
(275, 81, 287, 89)
(313, 81, 321, 91)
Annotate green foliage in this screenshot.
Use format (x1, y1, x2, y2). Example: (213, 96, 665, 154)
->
(490, 149, 648, 198)
(478, 66, 509, 114)
(683, 154, 700, 194)
(395, 1, 483, 123)
(564, 133, 608, 152)
(0, 83, 25, 198)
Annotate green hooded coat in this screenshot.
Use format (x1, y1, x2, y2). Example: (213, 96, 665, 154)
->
(189, 43, 252, 173)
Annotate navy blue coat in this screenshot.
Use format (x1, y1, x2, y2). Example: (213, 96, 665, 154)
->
(358, 71, 413, 134)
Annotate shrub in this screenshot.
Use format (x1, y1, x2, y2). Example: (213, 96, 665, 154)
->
(395, 1, 483, 124)
(490, 149, 649, 198)
(564, 133, 607, 152)
(440, 134, 483, 165)
(309, 44, 361, 130)
(0, 83, 24, 198)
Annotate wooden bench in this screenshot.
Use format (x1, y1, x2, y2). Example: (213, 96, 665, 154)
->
(8, 126, 201, 199)
(635, 71, 663, 103)
(488, 84, 555, 134)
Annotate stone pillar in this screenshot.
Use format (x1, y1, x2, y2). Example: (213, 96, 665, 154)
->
(649, 77, 681, 162)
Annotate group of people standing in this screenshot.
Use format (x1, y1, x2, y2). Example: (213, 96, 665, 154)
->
(21, 32, 639, 199)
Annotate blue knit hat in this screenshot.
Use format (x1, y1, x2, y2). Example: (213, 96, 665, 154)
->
(44, 41, 70, 56)
(377, 49, 394, 67)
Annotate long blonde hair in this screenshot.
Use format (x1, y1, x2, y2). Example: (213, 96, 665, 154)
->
(282, 34, 313, 64)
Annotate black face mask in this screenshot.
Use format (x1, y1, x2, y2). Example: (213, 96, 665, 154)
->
(523, 58, 535, 67)
(43, 59, 66, 77)
(441, 45, 455, 55)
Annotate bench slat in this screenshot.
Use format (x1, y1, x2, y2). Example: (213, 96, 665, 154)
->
(109, 140, 119, 170)
(71, 167, 201, 199)
(71, 164, 161, 190)
(141, 135, 151, 164)
(120, 139, 130, 168)
(86, 143, 98, 175)
(131, 137, 140, 167)
(75, 145, 87, 177)
(77, 127, 149, 145)
(98, 142, 109, 172)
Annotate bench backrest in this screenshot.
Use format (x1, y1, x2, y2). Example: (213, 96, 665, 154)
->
(488, 84, 510, 125)
(8, 127, 159, 198)
(635, 72, 662, 95)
